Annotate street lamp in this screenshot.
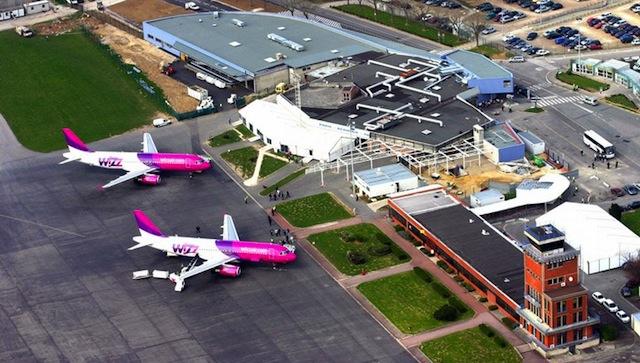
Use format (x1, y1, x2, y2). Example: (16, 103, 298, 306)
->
(349, 120, 356, 198)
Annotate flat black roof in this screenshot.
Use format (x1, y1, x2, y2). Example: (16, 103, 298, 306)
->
(300, 53, 491, 148)
(412, 204, 524, 305)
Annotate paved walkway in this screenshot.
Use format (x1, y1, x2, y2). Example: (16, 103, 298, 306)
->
(244, 144, 272, 186)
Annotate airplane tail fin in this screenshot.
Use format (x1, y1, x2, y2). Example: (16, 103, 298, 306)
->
(133, 210, 166, 238)
(62, 128, 92, 154)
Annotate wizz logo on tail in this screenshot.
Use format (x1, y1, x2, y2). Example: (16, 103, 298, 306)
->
(172, 244, 199, 255)
(98, 157, 123, 167)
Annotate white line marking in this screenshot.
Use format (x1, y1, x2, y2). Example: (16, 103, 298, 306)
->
(0, 214, 85, 237)
(573, 103, 594, 114)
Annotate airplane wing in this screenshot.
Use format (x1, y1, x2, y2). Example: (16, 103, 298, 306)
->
(175, 250, 236, 281)
(142, 133, 158, 153)
(101, 166, 156, 189)
(222, 214, 239, 241)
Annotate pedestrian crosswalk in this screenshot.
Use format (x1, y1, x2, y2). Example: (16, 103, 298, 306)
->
(528, 82, 552, 91)
(535, 95, 583, 107)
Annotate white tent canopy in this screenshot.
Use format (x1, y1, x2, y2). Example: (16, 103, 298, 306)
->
(536, 202, 640, 274)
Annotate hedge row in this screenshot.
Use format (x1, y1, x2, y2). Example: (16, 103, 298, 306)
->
(431, 281, 452, 299)
(413, 267, 433, 283)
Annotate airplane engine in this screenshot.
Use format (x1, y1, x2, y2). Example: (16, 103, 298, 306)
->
(216, 264, 241, 277)
(137, 174, 161, 185)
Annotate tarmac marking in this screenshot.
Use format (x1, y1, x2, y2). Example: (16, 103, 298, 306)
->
(573, 103, 594, 114)
(0, 214, 85, 237)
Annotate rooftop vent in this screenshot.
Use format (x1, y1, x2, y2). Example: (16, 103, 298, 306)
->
(385, 93, 395, 98)
(267, 33, 305, 52)
(198, 18, 202, 23)
(421, 129, 432, 136)
(213, 11, 219, 19)
(469, 219, 474, 223)
(232, 18, 245, 27)
(264, 57, 276, 63)
(229, 41, 241, 47)
(348, 114, 359, 119)
(303, 37, 312, 42)
(331, 49, 339, 53)
(212, 23, 217, 27)
(419, 97, 430, 103)
(481, 229, 490, 236)
(277, 26, 286, 30)
(504, 278, 511, 283)
(430, 113, 441, 118)
(433, 85, 442, 91)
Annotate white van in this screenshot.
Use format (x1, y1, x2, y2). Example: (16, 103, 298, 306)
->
(582, 96, 599, 106)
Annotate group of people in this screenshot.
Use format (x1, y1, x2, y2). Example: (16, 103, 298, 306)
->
(268, 189, 290, 201)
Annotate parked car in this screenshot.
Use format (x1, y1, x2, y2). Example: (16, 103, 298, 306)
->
(551, 2, 563, 10)
(617, 310, 631, 323)
(536, 49, 550, 56)
(627, 200, 640, 210)
(527, 32, 538, 40)
(184, 1, 200, 10)
(611, 187, 625, 197)
(603, 299, 619, 313)
(625, 185, 639, 195)
(622, 286, 632, 297)
(509, 55, 526, 63)
(481, 26, 496, 35)
(152, 118, 171, 127)
(592, 291, 606, 304)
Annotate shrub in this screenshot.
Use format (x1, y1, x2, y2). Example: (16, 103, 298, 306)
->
(436, 260, 454, 273)
(478, 296, 488, 303)
(501, 317, 518, 330)
(340, 231, 355, 242)
(376, 232, 392, 245)
(453, 275, 464, 282)
(413, 267, 433, 283)
(411, 239, 422, 247)
(601, 324, 619, 341)
(462, 282, 476, 292)
(433, 304, 459, 321)
(368, 245, 391, 256)
(347, 250, 367, 265)
(479, 323, 495, 337)
(488, 305, 498, 311)
(397, 253, 410, 261)
(394, 225, 404, 232)
(420, 248, 430, 256)
(493, 335, 508, 348)
(431, 282, 452, 298)
(448, 296, 468, 313)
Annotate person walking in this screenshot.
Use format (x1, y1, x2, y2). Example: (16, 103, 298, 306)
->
(267, 215, 272, 225)
(286, 191, 290, 199)
(196, 226, 201, 234)
(271, 206, 276, 216)
(244, 196, 248, 204)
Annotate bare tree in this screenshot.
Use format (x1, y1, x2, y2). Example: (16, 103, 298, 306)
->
(466, 11, 488, 47)
(623, 251, 640, 284)
(298, 0, 317, 19)
(368, 0, 380, 17)
(446, 10, 466, 37)
(391, 0, 414, 25)
(283, 0, 296, 15)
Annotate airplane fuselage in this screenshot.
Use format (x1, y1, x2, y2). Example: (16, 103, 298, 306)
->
(77, 151, 210, 173)
(134, 235, 296, 264)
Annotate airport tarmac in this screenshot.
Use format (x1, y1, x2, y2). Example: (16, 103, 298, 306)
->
(0, 118, 414, 362)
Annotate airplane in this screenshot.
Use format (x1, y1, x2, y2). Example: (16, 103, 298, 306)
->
(129, 210, 297, 292)
(59, 128, 211, 189)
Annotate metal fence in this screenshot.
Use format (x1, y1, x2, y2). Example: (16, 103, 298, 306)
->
(89, 9, 142, 39)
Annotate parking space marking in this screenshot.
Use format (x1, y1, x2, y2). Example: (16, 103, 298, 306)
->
(0, 213, 85, 237)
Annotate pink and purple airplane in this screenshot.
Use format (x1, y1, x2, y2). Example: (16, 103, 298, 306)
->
(59, 128, 211, 189)
(129, 210, 297, 292)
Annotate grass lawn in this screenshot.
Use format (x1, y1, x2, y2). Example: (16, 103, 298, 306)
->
(358, 270, 472, 333)
(307, 223, 409, 275)
(334, 5, 464, 46)
(606, 94, 638, 111)
(276, 192, 352, 227)
(525, 107, 544, 113)
(260, 168, 306, 196)
(209, 130, 242, 147)
(420, 326, 521, 363)
(622, 209, 640, 236)
(221, 146, 287, 178)
(556, 71, 610, 92)
(260, 155, 288, 178)
(236, 124, 254, 138)
(470, 45, 511, 59)
(0, 30, 161, 152)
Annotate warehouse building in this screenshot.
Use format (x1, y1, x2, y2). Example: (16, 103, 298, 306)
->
(143, 12, 513, 97)
(353, 163, 419, 199)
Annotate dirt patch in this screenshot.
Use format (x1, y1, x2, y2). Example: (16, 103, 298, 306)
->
(220, 0, 284, 12)
(110, 0, 190, 25)
(430, 162, 551, 196)
(33, 13, 103, 35)
(93, 23, 198, 112)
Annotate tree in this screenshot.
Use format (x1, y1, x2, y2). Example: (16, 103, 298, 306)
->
(392, 0, 414, 25)
(467, 11, 488, 47)
(368, 0, 380, 17)
(283, 0, 296, 15)
(623, 251, 640, 284)
(445, 10, 465, 37)
(298, 0, 317, 19)
(609, 203, 623, 220)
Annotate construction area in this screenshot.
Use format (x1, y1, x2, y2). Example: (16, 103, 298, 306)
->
(109, 0, 189, 26)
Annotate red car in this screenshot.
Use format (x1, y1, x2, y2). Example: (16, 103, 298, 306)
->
(589, 43, 603, 50)
(594, 22, 604, 29)
(611, 187, 625, 197)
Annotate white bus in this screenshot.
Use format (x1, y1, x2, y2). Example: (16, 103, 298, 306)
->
(583, 130, 615, 159)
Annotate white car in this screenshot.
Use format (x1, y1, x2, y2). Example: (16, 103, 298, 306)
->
(152, 118, 171, 128)
(632, 38, 640, 46)
(617, 310, 630, 323)
(196, 72, 207, 81)
(591, 291, 605, 304)
(536, 49, 550, 56)
(603, 299, 619, 313)
(503, 34, 515, 42)
(482, 27, 496, 35)
(574, 45, 587, 51)
(184, 2, 200, 10)
(509, 55, 525, 63)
